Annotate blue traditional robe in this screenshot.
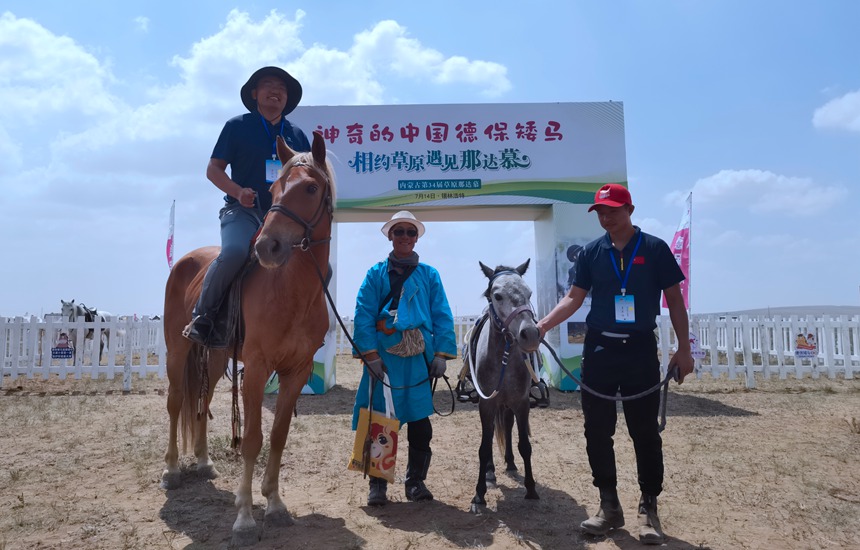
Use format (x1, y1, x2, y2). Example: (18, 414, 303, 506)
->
(352, 260, 457, 427)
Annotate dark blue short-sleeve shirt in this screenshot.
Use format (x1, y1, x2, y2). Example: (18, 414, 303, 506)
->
(573, 227, 684, 333)
(211, 113, 311, 213)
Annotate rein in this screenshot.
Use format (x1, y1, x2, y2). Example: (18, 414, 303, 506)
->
(305, 255, 454, 415)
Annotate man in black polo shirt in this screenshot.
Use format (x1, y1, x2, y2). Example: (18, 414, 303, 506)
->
(183, 66, 311, 347)
(537, 183, 694, 544)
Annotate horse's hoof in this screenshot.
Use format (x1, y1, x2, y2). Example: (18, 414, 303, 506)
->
(525, 491, 540, 500)
(160, 471, 181, 490)
(264, 508, 294, 527)
(231, 526, 259, 547)
(470, 495, 487, 515)
(195, 464, 220, 480)
(505, 464, 518, 473)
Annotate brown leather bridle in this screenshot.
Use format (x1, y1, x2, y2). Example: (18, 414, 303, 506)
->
(265, 160, 333, 251)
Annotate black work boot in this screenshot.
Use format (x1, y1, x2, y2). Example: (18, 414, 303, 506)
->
(367, 476, 388, 506)
(638, 493, 666, 544)
(404, 447, 433, 501)
(182, 315, 226, 349)
(581, 487, 625, 535)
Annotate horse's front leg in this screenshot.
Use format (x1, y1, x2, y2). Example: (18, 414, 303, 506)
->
(260, 370, 305, 527)
(514, 404, 538, 500)
(233, 367, 266, 546)
(471, 402, 496, 514)
(503, 408, 517, 472)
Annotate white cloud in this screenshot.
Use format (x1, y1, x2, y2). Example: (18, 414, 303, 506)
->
(710, 230, 743, 246)
(350, 20, 510, 98)
(134, 16, 149, 32)
(813, 89, 860, 132)
(634, 216, 676, 243)
(668, 169, 848, 217)
(0, 12, 120, 124)
(0, 125, 23, 175)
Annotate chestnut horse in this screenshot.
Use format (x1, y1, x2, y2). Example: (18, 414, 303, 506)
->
(161, 132, 335, 545)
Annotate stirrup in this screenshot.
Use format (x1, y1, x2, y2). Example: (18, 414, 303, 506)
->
(455, 379, 479, 403)
(529, 380, 550, 409)
(182, 316, 226, 349)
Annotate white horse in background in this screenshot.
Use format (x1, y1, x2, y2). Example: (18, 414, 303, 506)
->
(60, 299, 115, 362)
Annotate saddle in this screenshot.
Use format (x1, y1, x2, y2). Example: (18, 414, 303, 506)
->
(206, 256, 334, 350)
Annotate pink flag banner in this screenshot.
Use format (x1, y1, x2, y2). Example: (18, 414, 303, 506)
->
(663, 193, 691, 310)
(166, 200, 175, 270)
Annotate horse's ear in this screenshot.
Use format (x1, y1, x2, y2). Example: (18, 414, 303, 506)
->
(311, 131, 326, 167)
(515, 259, 530, 276)
(479, 262, 494, 279)
(276, 135, 295, 166)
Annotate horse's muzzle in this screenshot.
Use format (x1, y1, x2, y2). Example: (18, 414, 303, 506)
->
(518, 325, 541, 353)
(255, 234, 292, 268)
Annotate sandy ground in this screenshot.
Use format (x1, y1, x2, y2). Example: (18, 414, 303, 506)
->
(1, 355, 858, 550)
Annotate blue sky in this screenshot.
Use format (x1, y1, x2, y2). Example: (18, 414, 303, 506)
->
(1, 1, 858, 319)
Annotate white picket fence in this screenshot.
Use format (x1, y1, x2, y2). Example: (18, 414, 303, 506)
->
(1, 316, 166, 391)
(3, 314, 859, 390)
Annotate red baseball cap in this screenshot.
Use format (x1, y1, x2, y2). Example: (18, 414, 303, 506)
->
(588, 183, 632, 212)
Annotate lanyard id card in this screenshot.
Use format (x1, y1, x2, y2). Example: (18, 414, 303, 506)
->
(261, 115, 286, 184)
(614, 294, 635, 323)
(609, 231, 643, 325)
(265, 159, 280, 183)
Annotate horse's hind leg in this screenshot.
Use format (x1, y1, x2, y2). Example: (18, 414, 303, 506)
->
(471, 403, 496, 514)
(161, 349, 186, 489)
(515, 404, 538, 500)
(193, 356, 226, 480)
(260, 371, 304, 527)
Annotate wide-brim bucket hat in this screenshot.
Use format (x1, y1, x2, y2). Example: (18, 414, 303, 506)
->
(381, 211, 425, 238)
(240, 66, 303, 117)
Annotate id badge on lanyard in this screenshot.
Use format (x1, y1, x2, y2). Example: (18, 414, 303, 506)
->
(615, 295, 635, 323)
(610, 232, 643, 324)
(265, 158, 280, 183)
(261, 115, 285, 183)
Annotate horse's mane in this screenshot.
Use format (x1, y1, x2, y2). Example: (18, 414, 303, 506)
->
(281, 151, 338, 207)
(482, 264, 518, 299)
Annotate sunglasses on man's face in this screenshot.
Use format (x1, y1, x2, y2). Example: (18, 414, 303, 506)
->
(392, 228, 418, 237)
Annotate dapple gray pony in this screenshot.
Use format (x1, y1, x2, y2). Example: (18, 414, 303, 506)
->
(466, 260, 542, 514)
(60, 299, 115, 362)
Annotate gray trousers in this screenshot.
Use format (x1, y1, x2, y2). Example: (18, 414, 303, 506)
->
(193, 203, 262, 320)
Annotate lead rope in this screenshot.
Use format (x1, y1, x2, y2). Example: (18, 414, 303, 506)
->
(540, 338, 677, 432)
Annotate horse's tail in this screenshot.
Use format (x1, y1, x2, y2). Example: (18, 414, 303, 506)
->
(178, 346, 227, 454)
(178, 346, 204, 455)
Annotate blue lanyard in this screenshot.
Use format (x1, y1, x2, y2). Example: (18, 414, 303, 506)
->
(609, 230, 642, 296)
(259, 114, 285, 159)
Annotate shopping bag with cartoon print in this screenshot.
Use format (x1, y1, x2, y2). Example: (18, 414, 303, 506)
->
(348, 374, 399, 483)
